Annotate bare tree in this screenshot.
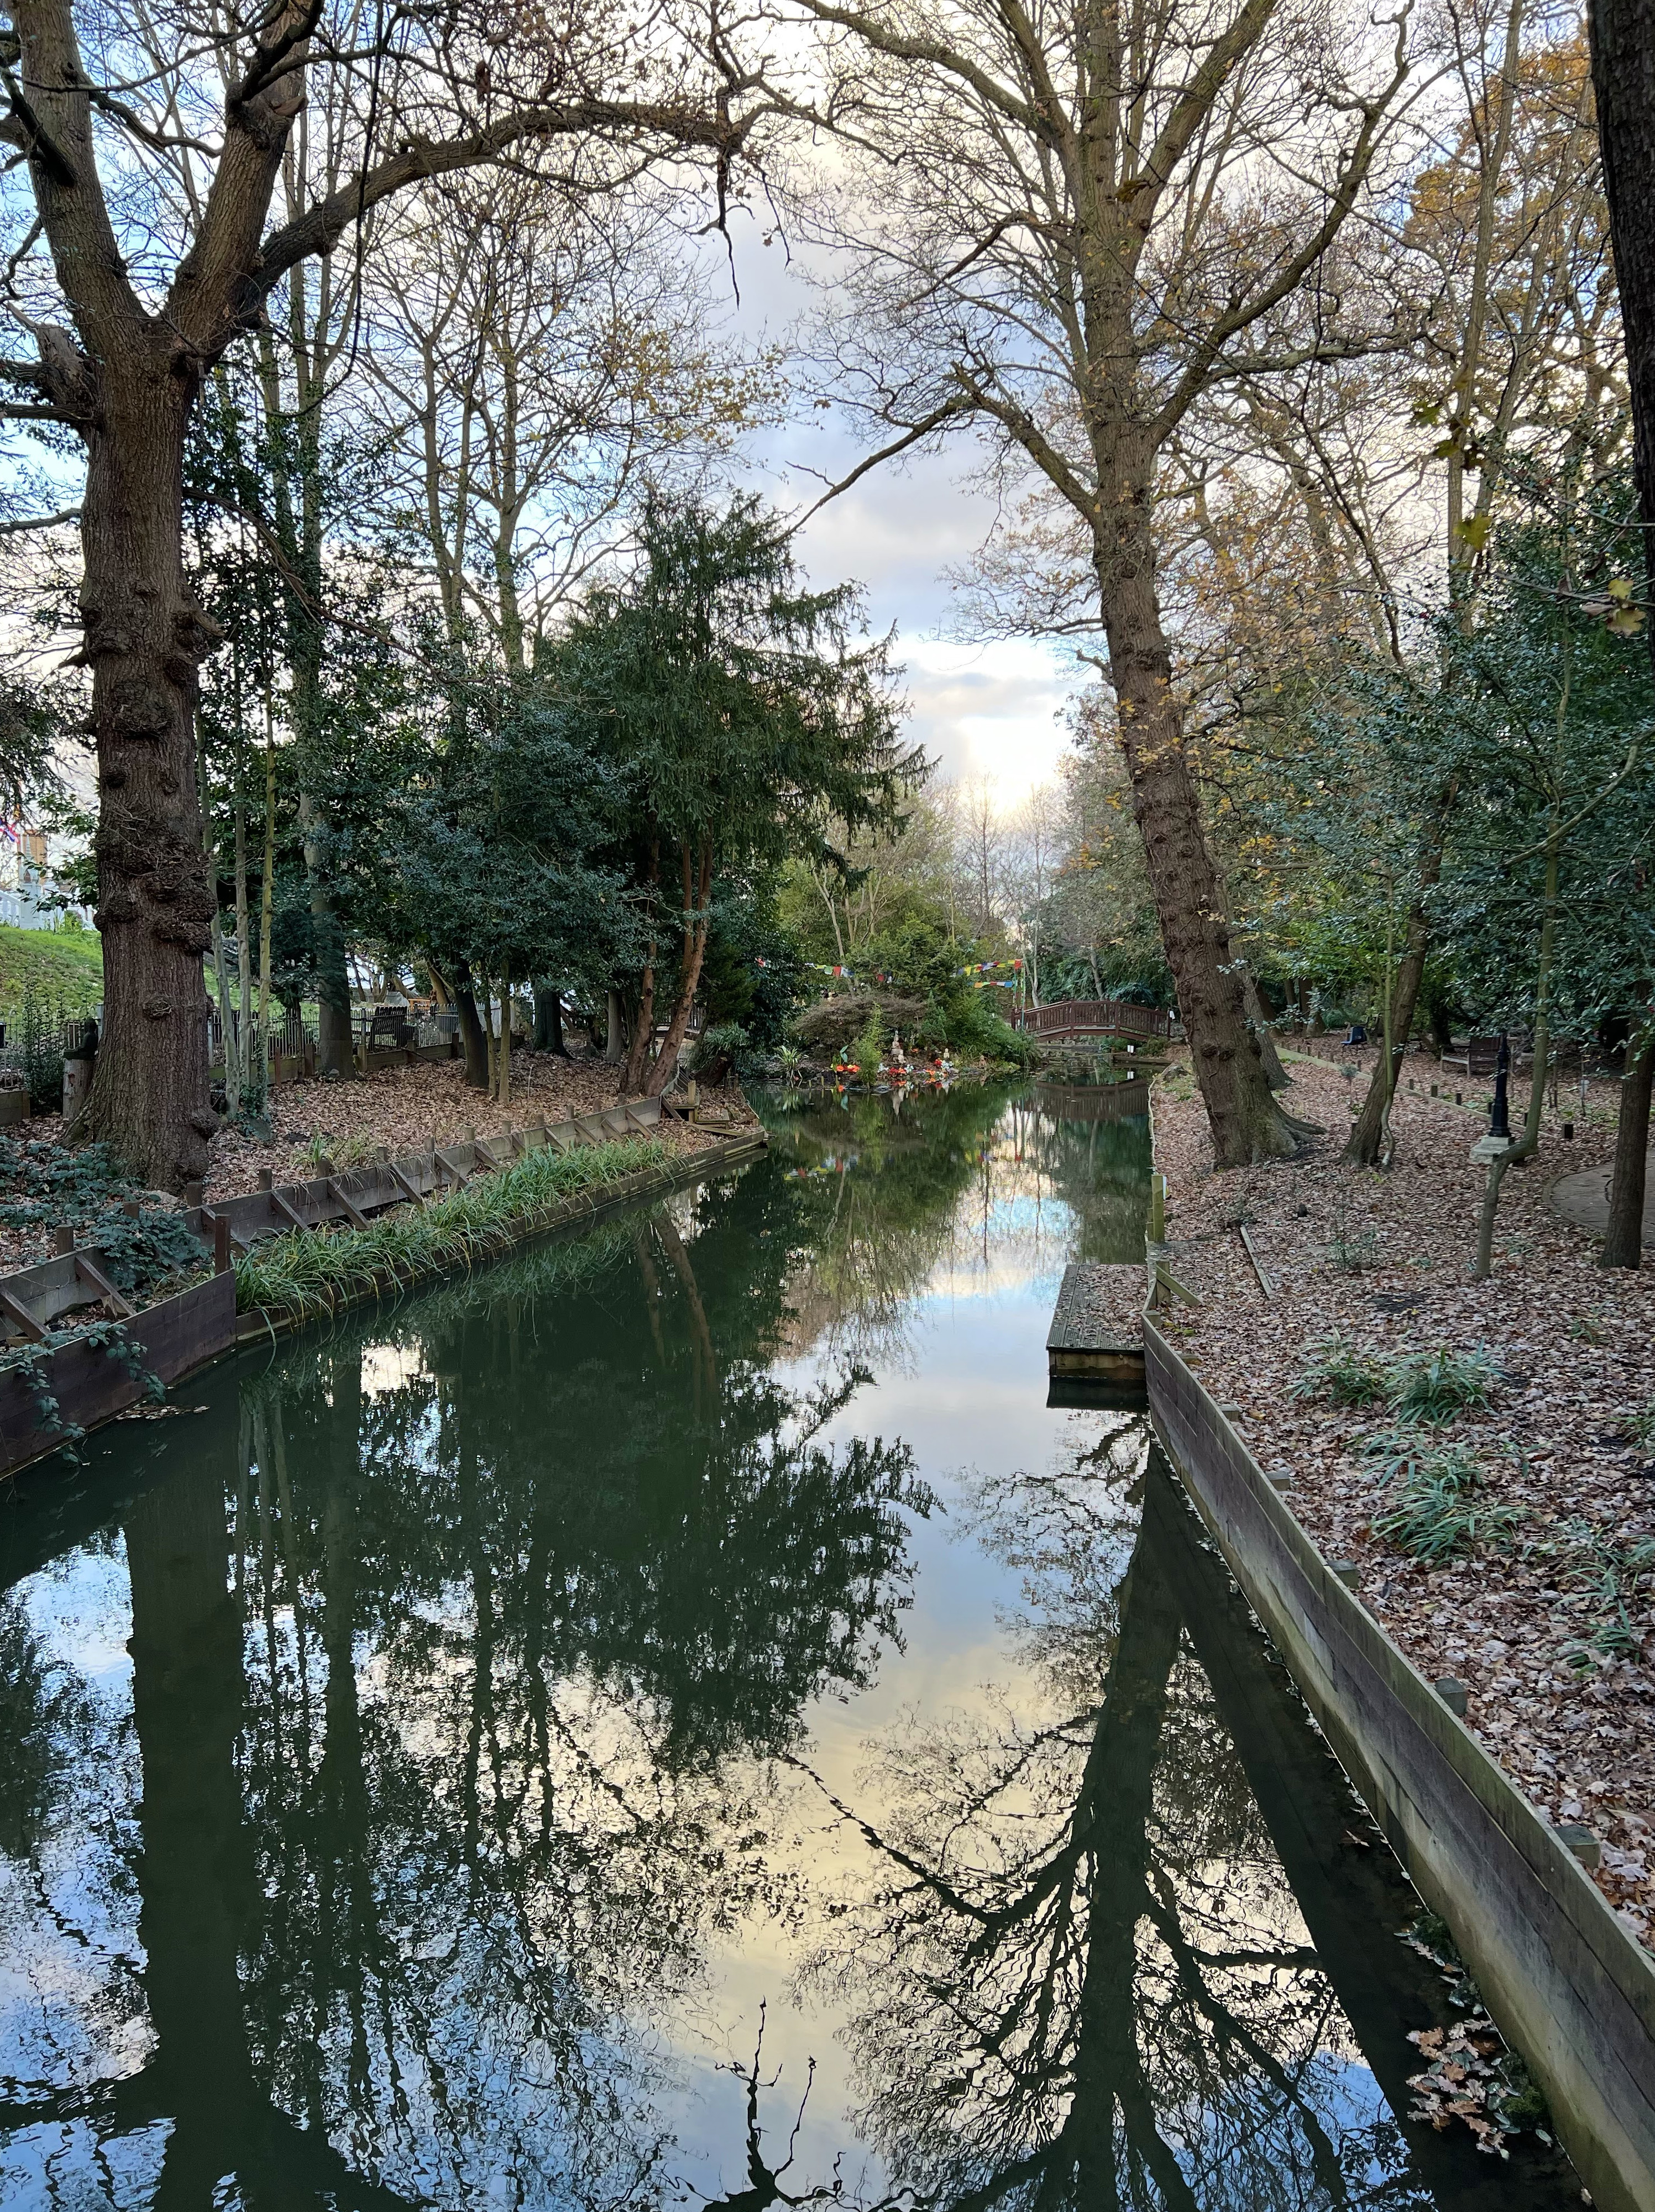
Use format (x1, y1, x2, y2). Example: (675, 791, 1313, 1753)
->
(363, 175, 772, 665)
(784, 0, 1412, 1162)
(1004, 780, 1064, 1005)
(0, 0, 761, 1184)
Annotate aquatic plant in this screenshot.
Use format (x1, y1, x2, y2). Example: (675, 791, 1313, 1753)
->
(235, 1134, 669, 1324)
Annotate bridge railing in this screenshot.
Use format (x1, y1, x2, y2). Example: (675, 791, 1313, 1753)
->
(1012, 998, 1174, 1040)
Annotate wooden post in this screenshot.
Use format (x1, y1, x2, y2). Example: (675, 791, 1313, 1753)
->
(1149, 1172, 1166, 1245)
(258, 1168, 273, 1191)
(54, 1224, 74, 1256)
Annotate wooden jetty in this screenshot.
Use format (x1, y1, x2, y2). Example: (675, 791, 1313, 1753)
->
(1046, 1261, 1146, 1405)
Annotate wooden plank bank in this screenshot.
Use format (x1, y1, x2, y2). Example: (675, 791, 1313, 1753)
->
(0, 1107, 766, 1483)
(1143, 1313, 1655, 2212)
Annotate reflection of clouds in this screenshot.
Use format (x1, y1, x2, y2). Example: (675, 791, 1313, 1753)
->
(359, 1341, 428, 1398)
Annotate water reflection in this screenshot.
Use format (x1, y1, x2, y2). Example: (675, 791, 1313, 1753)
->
(0, 1087, 1572, 2210)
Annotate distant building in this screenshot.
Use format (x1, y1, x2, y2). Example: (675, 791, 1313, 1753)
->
(0, 746, 96, 930)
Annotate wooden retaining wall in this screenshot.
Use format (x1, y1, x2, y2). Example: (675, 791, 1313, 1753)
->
(0, 1101, 764, 1481)
(0, 1271, 235, 1472)
(1144, 1313, 1655, 2212)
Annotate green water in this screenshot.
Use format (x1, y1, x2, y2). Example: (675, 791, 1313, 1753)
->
(0, 1083, 1578, 2209)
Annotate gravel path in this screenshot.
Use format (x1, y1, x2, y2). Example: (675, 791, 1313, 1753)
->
(1153, 1049, 1655, 1950)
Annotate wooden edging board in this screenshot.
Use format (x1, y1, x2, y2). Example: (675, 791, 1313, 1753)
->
(0, 1271, 236, 1478)
(1142, 1311, 1655, 2212)
(233, 1129, 769, 1350)
(0, 1125, 766, 1481)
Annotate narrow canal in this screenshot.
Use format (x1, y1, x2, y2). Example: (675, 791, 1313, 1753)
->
(0, 1083, 1579, 2209)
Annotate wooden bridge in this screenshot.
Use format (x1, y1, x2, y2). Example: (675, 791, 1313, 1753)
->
(1012, 997, 1175, 1043)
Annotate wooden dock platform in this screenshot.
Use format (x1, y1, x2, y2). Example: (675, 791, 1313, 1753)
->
(1046, 1261, 1146, 1403)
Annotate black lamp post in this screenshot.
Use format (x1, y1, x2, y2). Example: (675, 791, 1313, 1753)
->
(1490, 1031, 1511, 1140)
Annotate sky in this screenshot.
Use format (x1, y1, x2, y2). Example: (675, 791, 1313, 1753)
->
(696, 226, 1085, 810)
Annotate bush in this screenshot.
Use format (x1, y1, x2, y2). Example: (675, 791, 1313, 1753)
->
(1368, 1437, 1522, 1562)
(0, 1134, 207, 1298)
(1290, 1335, 1391, 1407)
(1293, 1336, 1505, 1422)
(1388, 1343, 1505, 1424)
(789, 991, 925, 1056)
(691, 1020, 755, 1084)
(850, 1005, 887, 1076)
(947, 992, 1035, 1066)
(18, 984, 68, 1114)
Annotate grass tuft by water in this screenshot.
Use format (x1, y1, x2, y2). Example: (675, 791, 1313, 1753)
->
(235, 1134, 670, 1323)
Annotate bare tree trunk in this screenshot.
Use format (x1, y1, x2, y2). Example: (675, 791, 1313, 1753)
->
(76, 370, 218, 1187)
(1346, 914, 1427, 1166)
(534, 985, 568, 1055)
(1601, 1028, 1653, 1270)
(300, 793, 353, 1077)
(496, 958, 511, 1110)
(1592, 0, 1655, 1276)
(645, 840, 711, 1098)
(1094, 498, 1295, 1166)
(452, 956, 489, 1089)
(621, 838, 661, 1093)
(258, 706, 275, 1052)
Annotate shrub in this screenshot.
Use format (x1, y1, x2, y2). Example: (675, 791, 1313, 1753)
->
(1369, 1437, 1522, 1562)
(1292, 1338, 1504, 1423)
(690, 1020, 755, 1084)
(0, 1135, 207, 1299)
(18, 983, 67, 1114)
(850, 1005, 887, 1078)
(789, 991, 926, 1056)
(1619, 1402, 1655, 1450)
(1290, 1335, 1391, 1407)
(1387, 1343, 1505, 1424)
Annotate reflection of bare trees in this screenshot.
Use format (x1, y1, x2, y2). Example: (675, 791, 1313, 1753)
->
(793, 1444, 1437, 2212)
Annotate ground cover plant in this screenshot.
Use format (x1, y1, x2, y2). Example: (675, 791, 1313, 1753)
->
(1292, 1336, 1505, 1423)
(0, 1135, 207, 1299)
(1365, 1435, 1523, 1564)
(234, 1134, 670, 1324)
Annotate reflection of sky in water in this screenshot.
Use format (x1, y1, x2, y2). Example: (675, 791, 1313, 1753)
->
(0, 1091, 1549, 2210)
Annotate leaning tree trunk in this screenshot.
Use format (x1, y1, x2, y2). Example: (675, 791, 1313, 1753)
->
(1601, 1027, 1653, 1270)
(644, 841, 712, 1099)
(76, 360, 218, 1188)
(1093, 494, 1296, 1166)
(1346, 908, 1428, 1166)
(452, 957, 490, 1090)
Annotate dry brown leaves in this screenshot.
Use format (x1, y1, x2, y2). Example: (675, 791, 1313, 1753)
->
(205, 1049, 757, 1202)
(1153, 1048, 1655, 1950)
